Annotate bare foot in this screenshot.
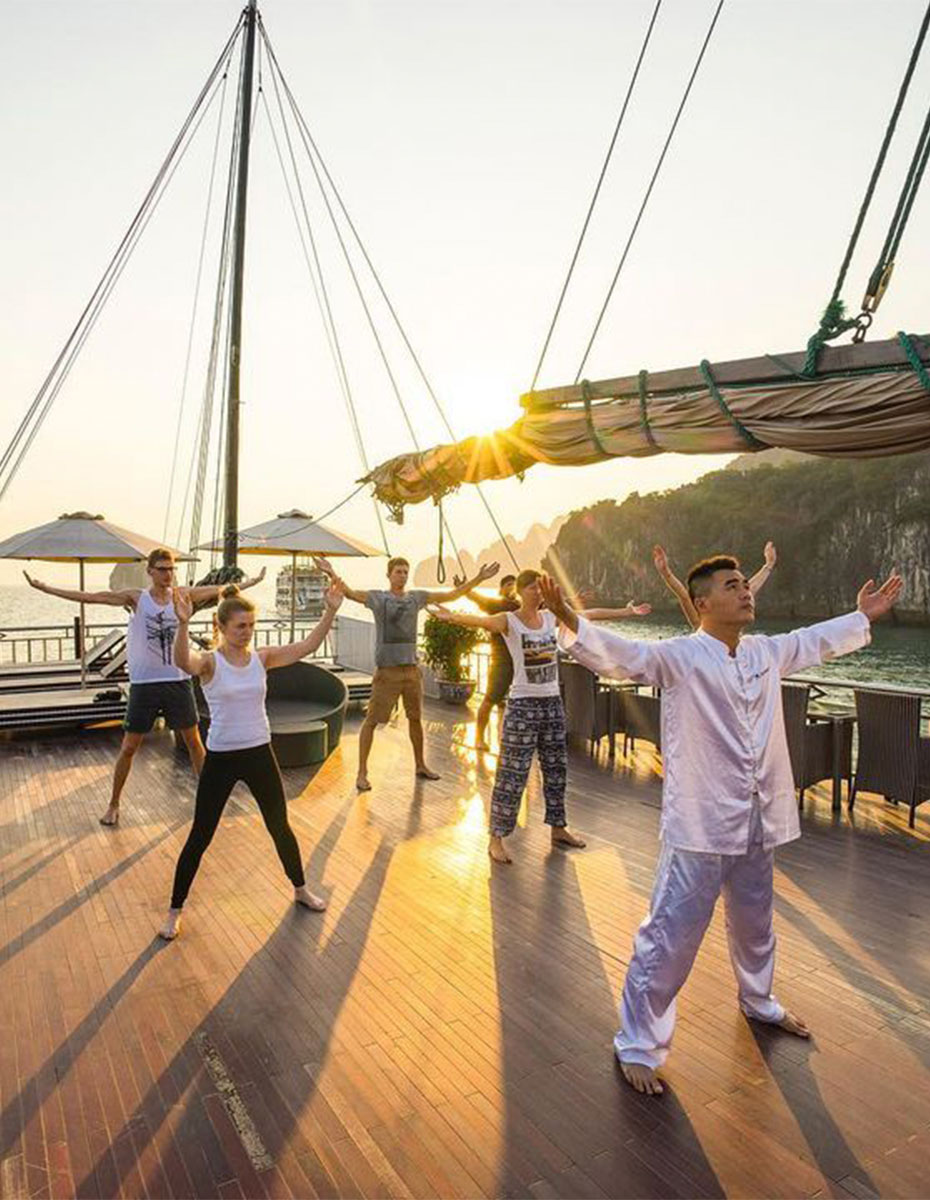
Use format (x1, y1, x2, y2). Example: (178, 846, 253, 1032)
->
(415, 766, 440, 781)
(295, 886, 327, 912)
(488, 836, 512, 864)
(99, 804, 120, 827)
(745, 1008, 810, 1038)
(551, 826, 586, 849)
(356, 776, 372, 792)
(158, 909, 182, 941)
(775, 1010, 810, 1038)
(620, 1061, 664, 1095)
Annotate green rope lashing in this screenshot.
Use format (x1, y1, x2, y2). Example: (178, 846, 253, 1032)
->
(581, 379, 611, 455)
(638, 369, 658, 449)
(898, 331, 930, 395)
(699, 359, 767, 451)
(802, 299, 859, 377)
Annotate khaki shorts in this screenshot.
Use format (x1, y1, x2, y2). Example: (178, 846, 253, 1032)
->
(368, 664, 423, 723)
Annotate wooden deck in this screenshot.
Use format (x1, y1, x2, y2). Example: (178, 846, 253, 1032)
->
(3, 703, 930, 1199)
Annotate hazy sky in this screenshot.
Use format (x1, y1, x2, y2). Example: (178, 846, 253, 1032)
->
(2, 0, 929, 589)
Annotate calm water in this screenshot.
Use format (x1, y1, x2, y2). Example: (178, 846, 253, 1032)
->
(1, 586, 927, 695)
(0, 583, 280, 630)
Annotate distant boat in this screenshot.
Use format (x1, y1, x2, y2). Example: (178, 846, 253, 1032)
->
(275, 561, 327, 620)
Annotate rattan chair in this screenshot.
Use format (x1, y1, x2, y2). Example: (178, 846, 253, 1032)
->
(849, 690, 930, 827)
(781, 683, 849, 807)
(616, 689, 662, 756)
(560, 658, 614, 756)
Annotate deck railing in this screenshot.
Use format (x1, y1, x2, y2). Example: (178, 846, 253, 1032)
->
(0, 616, 334, 666)
(0, 619, 925, 724)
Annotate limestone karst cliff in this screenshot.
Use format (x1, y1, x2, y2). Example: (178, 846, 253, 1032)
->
(545, 453, 930, 622)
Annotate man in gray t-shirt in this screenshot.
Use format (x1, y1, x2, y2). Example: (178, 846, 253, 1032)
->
(315, 554, 499, 791)
(366, 588, 430, 668)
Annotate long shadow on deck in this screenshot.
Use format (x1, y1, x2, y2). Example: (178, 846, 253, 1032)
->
(489, 818, 724, 1199)
(72, 791, 402, 1197)
(747, 1021, 878, 1196)
(0, 940, 167, 1164)
(0, 823, 182, 971)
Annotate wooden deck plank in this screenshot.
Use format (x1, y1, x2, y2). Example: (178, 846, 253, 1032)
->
(4, 706, 930, 1198)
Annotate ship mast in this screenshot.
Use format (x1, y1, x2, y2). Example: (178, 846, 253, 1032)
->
(223, 0, 259, 569)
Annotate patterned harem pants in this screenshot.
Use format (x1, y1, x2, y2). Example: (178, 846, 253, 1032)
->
(490, 694, 568, 837)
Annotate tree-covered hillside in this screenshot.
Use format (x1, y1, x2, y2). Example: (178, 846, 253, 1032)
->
(545, 453, 930, 622)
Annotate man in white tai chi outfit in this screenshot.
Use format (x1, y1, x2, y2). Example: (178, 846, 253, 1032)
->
(540, 557, 903, 1095)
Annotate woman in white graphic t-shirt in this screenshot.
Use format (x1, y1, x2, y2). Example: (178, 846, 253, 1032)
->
(429, 569, 590, 863)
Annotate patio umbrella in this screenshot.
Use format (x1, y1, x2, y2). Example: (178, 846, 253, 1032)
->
(0, 511, 195, 686)
(196, 509, 381, 640)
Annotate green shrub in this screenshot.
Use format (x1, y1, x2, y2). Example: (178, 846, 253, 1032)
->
(421, 615, 480, 682)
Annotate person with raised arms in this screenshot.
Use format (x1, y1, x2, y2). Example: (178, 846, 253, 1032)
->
(540, 561, 902, 1095)
(455, 572, 652, 751)
(427, 568, 650, 863)
(158, 579, 344, 941)
(653, 541, 777, 629)
(314, 554, 500, 791)
(456, 572, 519, 751)
(24, 548, 264, 826)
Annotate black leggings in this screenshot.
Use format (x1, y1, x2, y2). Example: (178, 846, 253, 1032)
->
(170, 743, 305, 909)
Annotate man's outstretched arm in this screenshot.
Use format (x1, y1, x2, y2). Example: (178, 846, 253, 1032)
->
(539, 575, 678, 687)
(583, 601, 651, 621)
(23, 571, 139, 609)
(425, 562, 500, 605)
(770, 572, 903, 677)
(188, 565, 267, 607)
(311, 556, 369, 604)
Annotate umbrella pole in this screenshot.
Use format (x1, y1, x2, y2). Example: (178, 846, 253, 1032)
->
(290, 552, 297, 643)
(79, 559, 87, 689)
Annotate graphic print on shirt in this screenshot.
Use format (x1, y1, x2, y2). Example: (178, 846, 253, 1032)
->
(522, 631, 558, 685)
(384, 598, 415, 644)
(145, 611, 178, 666)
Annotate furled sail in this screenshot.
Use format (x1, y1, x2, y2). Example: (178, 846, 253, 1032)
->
(363, 333, 930, 519)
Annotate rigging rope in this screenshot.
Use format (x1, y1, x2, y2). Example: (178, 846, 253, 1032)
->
(262, 27, 468, 577)
(235, 483, 371, 542)
(185, 30, 247, 575)
(272, 78, 521, 566)
(575, 0, 724, 383)
(3, 73, 232, 510)
(0, 14, 244, 504)
(529, 0, 662, 393)
(805, 1, 930, 370)
(164, 64, 232, 542)
(261, 56, 390, 555)
(861, 96, 930, 315)
(261, 25, 507, 576)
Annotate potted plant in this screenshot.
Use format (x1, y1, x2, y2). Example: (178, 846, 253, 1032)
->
(421, 614, 480, 704)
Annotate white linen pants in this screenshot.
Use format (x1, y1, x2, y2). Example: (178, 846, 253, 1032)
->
(616, 802, 783, 1069)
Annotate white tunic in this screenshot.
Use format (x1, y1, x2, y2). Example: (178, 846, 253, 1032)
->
(201, 650, 271, 752)
(559, 611, 870, 854)
(127, 590, 188, 684)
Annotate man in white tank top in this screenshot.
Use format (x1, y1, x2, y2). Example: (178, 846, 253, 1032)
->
(24, 547, 264, 826)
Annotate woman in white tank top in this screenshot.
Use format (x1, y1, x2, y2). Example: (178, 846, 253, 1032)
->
(158, 579, 344, 941)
